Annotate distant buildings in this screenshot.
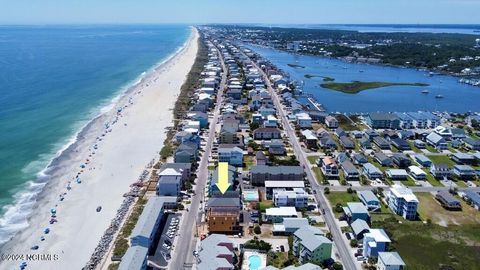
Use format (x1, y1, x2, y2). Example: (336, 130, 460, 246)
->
(366, 112, 400, 129)
(387, 185, 419, 220)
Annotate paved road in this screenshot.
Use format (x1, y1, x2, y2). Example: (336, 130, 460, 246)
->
(238, 46, 360, 270)
(168, 39, 227, 270)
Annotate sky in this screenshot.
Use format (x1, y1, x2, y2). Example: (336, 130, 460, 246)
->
(0, 0, 479, 25)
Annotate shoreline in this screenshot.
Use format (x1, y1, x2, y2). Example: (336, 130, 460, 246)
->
(0, 27, 199, 270)
(0, 28, 194, 245)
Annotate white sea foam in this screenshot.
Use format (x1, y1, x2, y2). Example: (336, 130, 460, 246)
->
(0, 34, 192, 246)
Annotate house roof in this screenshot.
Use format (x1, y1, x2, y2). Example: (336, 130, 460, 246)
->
(282, 218, 309, 229)
(341, 161, 358, 174)
(436, 191, 460, 205)
(378, 252, 405, 266)
(345, 202, 369, 215)
(426, 132, 445, 144)
(390, 184, 418, 203)
(264, 181, 305, 188)
(363, 163, 382, 175)
(409, 166, 426, 176)
(465, 190, 480, 205)
(118, 245, 148, 270)
(350, 219, 370, 236)
(357, 190, 379, 204)
(365, 228, 391, 243)
(294, 225, 331, 252)
(131, 197, 169, 240)
(207, 197, 240, 209)
(266, 207, 297, 217)
(251, 165, 303, 175)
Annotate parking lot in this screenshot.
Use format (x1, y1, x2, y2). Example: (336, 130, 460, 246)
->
(151, 213, 181, 268)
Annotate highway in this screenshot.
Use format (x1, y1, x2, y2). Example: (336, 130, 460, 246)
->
(238, 46, 360, 270)
(168, 39, 227, 270)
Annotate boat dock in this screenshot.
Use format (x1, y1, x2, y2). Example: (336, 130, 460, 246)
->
(304, 94, 326, 112)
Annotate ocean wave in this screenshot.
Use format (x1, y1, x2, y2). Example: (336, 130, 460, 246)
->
(0, 29, 193, 247)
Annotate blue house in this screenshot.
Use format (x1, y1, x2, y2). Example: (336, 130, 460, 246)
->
(362, 229, 391, 257)
(357, 190, 380, 211)
(343, 202, 370, 223)
(415, 154, 432, 167)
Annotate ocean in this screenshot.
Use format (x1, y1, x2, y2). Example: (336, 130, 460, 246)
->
(0, 25, 190, 242)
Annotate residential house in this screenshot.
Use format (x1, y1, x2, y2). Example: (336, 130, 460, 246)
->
(464, 190, 480, 210)
(129, 197, 169, 250)
(325, 116, 338, 128)
(218, 146, 243, 166)
(197, 234, 235, 270)
(255, 151, 267, 166)
(374, 152, 393, 167)
(265, 181, 305, 199)
(273, 188, 309, 208)
(272, 218, 309, 235)
(408, 166, 427, 180)
(174, 143, 198, 163)
(350, 219, 370, 240)
(352, 153, 368, 165)
(391, 153, 411, 168)
(386, 169, 409, 180)
(463, 137, 480, 150)
(426, 132, 448, 150)
(414, 139, 426, 149)
(335, 127, 347, 138)
(373, 137, 391, 150)
(451, 153, 475, 164)
(359, 137, 372, 150)
(377, 252, 406, 270)
(363, 163, 384, 180)
(187, 111, 208, 129)
(250, 165, 304, 186)
(263, 115, 278, 128)
(157, 168, 182, 196)
(343, 202, 370, 223)
(362, 229, 391, 257)
(340, 136, 355, 149)
(207, 197, 241, 234)
(296, 113, 312, 128)
(357, 190, 381, 211)
(387, 185, 419, 220)
(430, 163, 451, 179)
(319, 157, 339, 179)
(436, 191, 461, 210)
(341, 161, 360, 180)
(265, 139, 286, 155)
(366, 112, 400, 129)
(253, 127, 281, 140)
(160, 163, 191, 182)
(414, 154, 432, 167)
(265, 207, 298, 223)
(319, 134, 337, 149)
(453, 165, 476, 180)
(293, 225, 333, 264)
(301, 130, 318, 149)
(391, 138, 411, 151)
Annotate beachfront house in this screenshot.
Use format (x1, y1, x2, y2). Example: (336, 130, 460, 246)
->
(157, 168, 182, 196)
(197, 234, 235, 270)
(293, 225, 332, 265)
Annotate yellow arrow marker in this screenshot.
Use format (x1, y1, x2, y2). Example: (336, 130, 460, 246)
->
(216, 162, 231, 194)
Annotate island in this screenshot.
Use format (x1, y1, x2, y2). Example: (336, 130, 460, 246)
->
(287, 63, 305, 68)
(304, 74, 335, 81)
(320, 81, 429, 93)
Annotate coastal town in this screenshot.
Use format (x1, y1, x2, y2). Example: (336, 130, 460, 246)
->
(97, 26, 480, 270)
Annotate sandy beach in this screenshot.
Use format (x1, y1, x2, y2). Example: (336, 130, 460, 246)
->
(0, 28, 198, 270)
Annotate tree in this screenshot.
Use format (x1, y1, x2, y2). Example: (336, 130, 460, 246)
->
(324, 187, 330, 194)
(347, 187, 354, 194)
(334, 203, 343, 213)
(332, 262, 343, 270)
(250, 122, 260, 131)
(350, 239, 358, 247)
(254, 225, 261, 234)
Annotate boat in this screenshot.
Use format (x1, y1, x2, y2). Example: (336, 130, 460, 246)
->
(435, 95, 444, 99)
(421, 90, 429, 94)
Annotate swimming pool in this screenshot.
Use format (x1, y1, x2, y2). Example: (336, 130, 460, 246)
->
(244, 190, 259, 201)
(248, 255, 261, 270)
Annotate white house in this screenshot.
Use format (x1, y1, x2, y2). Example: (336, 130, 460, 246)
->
(296, 113, 312, 128)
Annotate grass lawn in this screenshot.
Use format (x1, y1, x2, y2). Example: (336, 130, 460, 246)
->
(259, 200, 273, 212)
(307, 155, 319, 164)
(320, 81, 428, 94)
(325, 191, 360, 217)
(408, 141, 421, 153)
(367, 157, 389, 173)
(422, 168, 443, 187)
(244, 155, 255, 170)
(336, 114, 358, 131)
(425, 144, 439, 153)
(398, 176, 417, 186)
(373, 215, 480, 270)
(312, 166, 326, 184)
(415, 192, 480, 225)
(427, 155, 455, 167)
